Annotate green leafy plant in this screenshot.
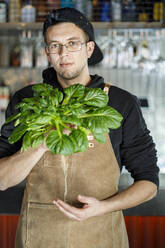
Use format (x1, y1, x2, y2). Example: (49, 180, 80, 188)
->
(6, 83, 123, 155)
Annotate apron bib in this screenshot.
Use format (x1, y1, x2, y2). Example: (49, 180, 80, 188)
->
(15, 84, 129, 248)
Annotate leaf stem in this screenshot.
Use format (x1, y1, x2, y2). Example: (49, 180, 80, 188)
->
(55, 121, 62, 139)
(78, 113, 105, 118)
(62, 96, 70, 106)
(60, 123, 72, 131)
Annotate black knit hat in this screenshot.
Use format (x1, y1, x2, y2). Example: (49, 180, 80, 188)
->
(43, 7, 103, 65)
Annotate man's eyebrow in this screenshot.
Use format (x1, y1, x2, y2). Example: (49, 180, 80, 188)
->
(67, 37, 81, 40)
(49, 37, 81, 43)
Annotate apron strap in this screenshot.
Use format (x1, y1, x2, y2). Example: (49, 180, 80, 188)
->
(103, 83, 111, 95)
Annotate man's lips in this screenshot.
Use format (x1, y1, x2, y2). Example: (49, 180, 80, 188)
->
(60, 62, 73, 67)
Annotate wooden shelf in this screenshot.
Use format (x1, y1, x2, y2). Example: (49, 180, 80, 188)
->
(0, 22, 42, 30)
(93, 21, 165, 29)
(0, 22, 165, 31)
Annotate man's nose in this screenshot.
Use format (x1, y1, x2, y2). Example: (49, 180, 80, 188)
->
(59, 44, 68, 55)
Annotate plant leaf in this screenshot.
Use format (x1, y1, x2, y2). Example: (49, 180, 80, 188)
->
(5, 112, 21, 124)
(31, 133, 44, 149)
(46, 130, 74, 155)
(22, 132, 32, 151)
(93, 132, 106, 143)
(50, 88, 63, 106)
(33, 115, 52, 124)
(62, 84, 85, 105)
(69, 129, 88, 153)
(83, 88, 108, 107)
(82, 106, 123, 134)
(60, 115, 82, 126)
(32, 83, 53, 95)
(8, 124, 28, 144)
(45, 130, 60, 151)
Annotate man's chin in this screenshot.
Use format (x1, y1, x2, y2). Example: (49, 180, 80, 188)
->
(59, 72, 79, 81)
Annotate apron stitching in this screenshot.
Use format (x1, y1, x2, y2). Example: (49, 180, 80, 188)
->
(67, 156, 74, 248)
(25, 202, 29, 247)
(112, 212, 114, 248)
(67, 220, 71, 248)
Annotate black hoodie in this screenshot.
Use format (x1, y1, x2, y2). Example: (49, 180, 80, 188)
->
(0, 67, 159, 187)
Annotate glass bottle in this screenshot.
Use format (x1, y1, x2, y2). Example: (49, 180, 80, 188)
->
(20, 31, 33, 68)
(153, 0, 163, 22)
(60, 0, 75, 8)
(0, 0, 8, 22)
(9, 0, 21, 22)
(10, 38, 21, 67)
(21, 0, 36, 23)
(0, 36, 10, 66)
(122, 0, 136, 22)
(92, 0, 100, 21)
(86, 0, 93, 21)
(138, 0, 149, 22)
(111, 0, 122, 22)
(35, 31, 49, 68)
(100, 0, 110, 22)
(75, 0, 86, 14)
(47, 0, 60, 12)
(33, 0, 47, 22)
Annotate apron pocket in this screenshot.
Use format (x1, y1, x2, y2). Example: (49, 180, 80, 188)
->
(17, 201, 128, 248)
(26, 202, 69, 248)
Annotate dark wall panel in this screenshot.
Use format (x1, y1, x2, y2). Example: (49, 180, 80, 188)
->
(0, 216, 165, 248)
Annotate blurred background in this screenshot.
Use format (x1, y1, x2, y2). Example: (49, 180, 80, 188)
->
(0, 1, 165, 247)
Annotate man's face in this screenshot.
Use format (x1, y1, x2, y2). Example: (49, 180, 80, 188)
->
(45, 22, 94, 82)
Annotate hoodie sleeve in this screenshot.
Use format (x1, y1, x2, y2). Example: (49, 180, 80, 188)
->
(0, 86, 33, 158)
(109, 86, 159, 188)
(0, 91, 22, 158)
(120, 96, 159, 187)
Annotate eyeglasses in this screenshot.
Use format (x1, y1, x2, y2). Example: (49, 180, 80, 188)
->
(46, 40, 87, 54)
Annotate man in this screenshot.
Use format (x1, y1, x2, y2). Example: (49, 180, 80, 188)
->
(0, 8, 159, 248)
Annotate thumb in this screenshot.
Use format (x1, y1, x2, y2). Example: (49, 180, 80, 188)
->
(77, 195, 96, 204)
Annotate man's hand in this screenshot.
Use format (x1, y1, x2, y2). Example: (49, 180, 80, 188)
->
(53, 195, 107, 221)
(53, 181, 157, 222)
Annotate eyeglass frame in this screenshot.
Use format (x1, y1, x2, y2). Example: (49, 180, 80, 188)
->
(45, 40, 88, 54)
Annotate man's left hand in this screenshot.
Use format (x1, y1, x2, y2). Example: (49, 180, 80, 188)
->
(53, 195, 107, 221)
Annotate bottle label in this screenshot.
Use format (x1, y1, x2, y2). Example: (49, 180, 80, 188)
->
(21, 6, 36, 23)
(112, 2, 121, 21)
(100, 2, 110, 22)
(153, 2, 164, 21)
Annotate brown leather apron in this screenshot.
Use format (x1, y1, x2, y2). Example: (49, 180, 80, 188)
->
(15, 84, 129, 248)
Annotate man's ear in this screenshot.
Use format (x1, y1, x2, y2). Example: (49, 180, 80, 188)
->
(87, 41, 95, 59)
(45, 47, 51, 63)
